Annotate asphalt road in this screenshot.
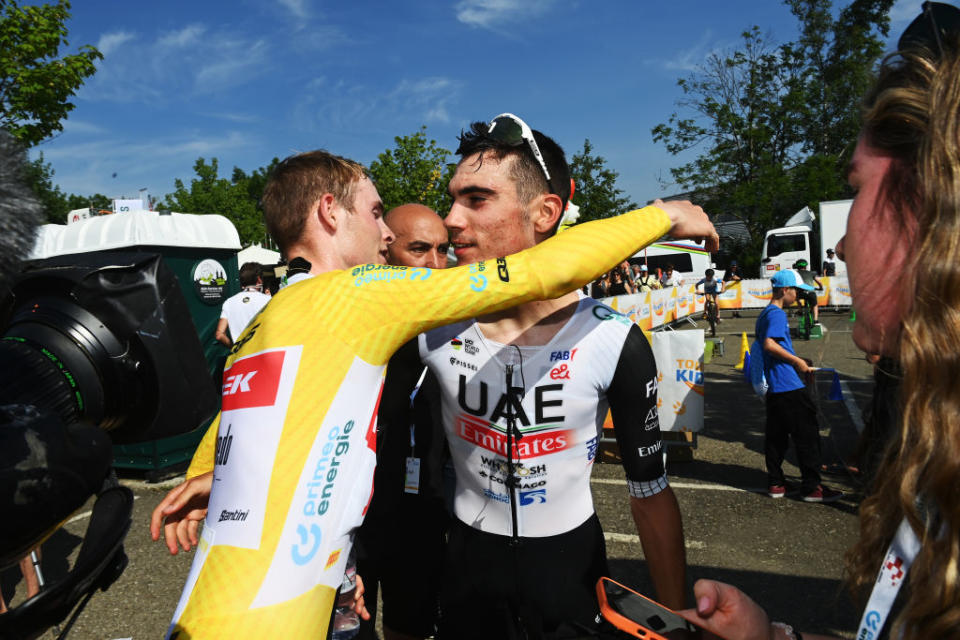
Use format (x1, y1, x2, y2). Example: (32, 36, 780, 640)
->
(2, 308, 871, 639)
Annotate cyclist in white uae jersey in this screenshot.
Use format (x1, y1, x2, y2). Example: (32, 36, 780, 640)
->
(397, 115, 702, 639)
(420, 294, 667, 538)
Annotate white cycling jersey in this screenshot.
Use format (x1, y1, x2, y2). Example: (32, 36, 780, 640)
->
(419, 295, 666, 538)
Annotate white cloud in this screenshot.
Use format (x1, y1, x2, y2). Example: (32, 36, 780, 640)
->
(277, 0, 309, 19)
(157, 24, 206, 49)
(60, 119, 106, 135)
(82, 24, 271, 103)
(455, 0, 555, 29)
(37, 131, 252, 197)
(294, 76, 460, 134)
(195, 39, 269, 90)
(97, 31, 135, 56)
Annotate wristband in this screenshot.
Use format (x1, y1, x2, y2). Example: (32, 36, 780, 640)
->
(771, 621, 802, 640)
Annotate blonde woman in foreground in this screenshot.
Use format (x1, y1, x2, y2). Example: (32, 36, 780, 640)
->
(680, 5, 960, 640)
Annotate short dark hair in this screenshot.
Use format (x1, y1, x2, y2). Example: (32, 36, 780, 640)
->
(705, 268, 715, 277)
(456, 120, 571, 235)
(238, 262, 263, 287)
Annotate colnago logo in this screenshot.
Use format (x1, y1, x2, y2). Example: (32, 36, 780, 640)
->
(221, 350, 285, 411)
(480, 473, 545, 490)
(459, 415, 572, 459)
(215, 423, 233, 465)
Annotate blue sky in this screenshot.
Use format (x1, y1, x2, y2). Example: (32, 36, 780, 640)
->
(36, 0, 923, 212)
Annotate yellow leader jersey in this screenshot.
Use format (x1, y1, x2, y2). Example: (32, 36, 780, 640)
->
(169, 206, 671, 639)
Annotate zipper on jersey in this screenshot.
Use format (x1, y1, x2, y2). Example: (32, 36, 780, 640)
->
(504, 363, 523, 545)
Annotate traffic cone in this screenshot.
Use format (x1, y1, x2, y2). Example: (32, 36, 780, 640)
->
(742, 348, 751, 382)
(734, 332, 749, 370)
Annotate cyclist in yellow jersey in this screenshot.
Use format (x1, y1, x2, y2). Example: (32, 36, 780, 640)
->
(150, 149, 718, 640)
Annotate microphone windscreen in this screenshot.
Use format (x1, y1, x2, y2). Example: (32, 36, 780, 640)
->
(0, 132, 43, 289)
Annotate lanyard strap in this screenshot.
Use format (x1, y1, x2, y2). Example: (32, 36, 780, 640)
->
(408, 367, 428, 450)
(856, 518, 922, 639)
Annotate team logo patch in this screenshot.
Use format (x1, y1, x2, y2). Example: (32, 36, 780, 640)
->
(221, 350, 286, 411)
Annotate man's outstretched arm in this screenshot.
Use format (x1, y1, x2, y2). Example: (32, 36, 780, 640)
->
(630, 488, 686, 609)
(608, 324, 688, 609)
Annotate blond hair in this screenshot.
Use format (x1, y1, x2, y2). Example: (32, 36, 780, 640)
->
(261, 150, 367, 253)
(845, 44, 960, 638)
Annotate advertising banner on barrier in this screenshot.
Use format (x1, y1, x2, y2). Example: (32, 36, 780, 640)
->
(741, 279, 773, 308)
(651, 330, 704, 433)
(599, 277, 851, 328)
(828, 278, 852, 306)
(675, 285, 695, 319)
(650, 288, 670, 329)
(718, 281, 741, 309)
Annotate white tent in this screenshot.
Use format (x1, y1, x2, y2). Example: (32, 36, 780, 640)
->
(29, 209, 241, 260)
(237, 244, 281, 266)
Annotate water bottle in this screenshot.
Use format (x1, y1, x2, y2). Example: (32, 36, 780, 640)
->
(330, 552, 360, 640)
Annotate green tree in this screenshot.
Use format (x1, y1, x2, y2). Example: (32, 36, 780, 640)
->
(368, 126, 455, 214)
(652, 0, 892, 261)
(568, 139, 637, 224)
(1, 0, 102, 146)
(163, 158, 266, 246)
(20, 153, 109, 223)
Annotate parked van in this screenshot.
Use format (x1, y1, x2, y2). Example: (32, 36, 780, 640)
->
(629, 240, 713, 283)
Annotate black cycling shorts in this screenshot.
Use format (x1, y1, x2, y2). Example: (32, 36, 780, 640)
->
(438, 514, 608, 639)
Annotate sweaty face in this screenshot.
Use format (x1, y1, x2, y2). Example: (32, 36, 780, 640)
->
(838, 139, 915, 356)
(385, 206, 449, 268)
(338, 177, 394, 267)
(445, 153, 537, 265)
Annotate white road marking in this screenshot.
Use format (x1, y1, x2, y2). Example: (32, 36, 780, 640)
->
(604, 531, 705, 549)
(592, 477, 748, 493)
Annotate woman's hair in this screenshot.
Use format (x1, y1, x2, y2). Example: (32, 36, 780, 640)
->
(845, 42, 960, 638)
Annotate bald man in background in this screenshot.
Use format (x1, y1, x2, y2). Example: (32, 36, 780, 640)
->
(384, 203, 450, 269)
(357, 204, 450, 640)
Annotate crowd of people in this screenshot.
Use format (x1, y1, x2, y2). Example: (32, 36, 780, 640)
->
(143, 6, 960, 639)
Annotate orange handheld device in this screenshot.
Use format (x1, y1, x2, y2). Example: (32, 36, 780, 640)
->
(596, 577, 717, 640)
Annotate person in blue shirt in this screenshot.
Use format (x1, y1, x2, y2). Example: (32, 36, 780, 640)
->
(695, 268, 723, 304)
(757, 270, 842, 503)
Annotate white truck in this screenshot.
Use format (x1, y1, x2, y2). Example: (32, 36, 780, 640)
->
(759, 199, 850, 277)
